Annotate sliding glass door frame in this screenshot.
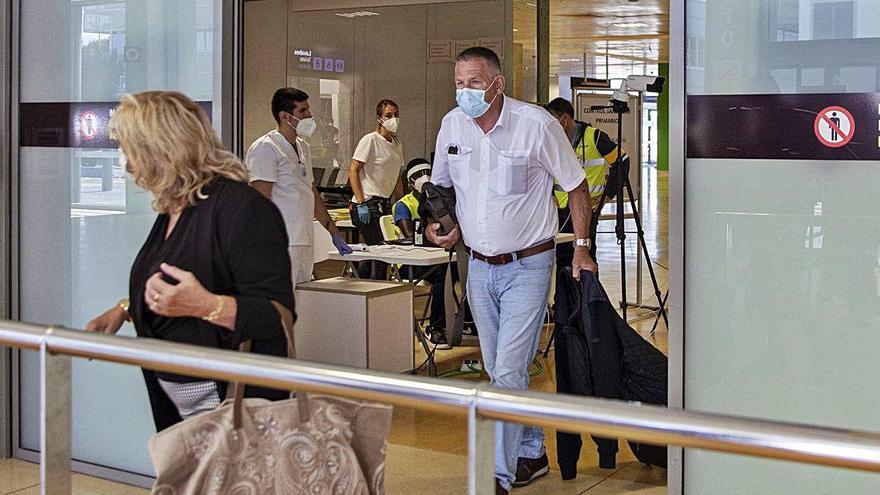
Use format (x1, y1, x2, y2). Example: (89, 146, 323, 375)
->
(5, 0, 244, 485)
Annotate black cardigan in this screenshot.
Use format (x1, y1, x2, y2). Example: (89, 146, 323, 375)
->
(128, 176, 294, 429)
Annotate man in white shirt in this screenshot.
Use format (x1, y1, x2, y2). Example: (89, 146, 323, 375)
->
(426, 47, 598, 494)
(246, 88, 352, 289)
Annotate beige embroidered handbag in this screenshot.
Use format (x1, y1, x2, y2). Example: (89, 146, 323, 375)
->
(148, 302, 393, 495)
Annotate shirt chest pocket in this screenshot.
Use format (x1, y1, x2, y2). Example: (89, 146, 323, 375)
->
(495, 150, 529, 195)
(447, 146, 473, 190)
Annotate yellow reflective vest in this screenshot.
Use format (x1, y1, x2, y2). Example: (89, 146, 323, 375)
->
(391, 193, 420, 239)
(554, 125, 609, 210)
(392, 193, 420, 221)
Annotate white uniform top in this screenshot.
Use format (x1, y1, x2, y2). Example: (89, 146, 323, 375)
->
(431, 96, 586, 256)
(245, 130, 315, 246)
(352, 131, 404, 200)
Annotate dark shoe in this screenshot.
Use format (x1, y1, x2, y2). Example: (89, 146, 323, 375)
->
(495, 480, 509, 495)
(426, 325, 452, 350)
(513, 453, 549, 487)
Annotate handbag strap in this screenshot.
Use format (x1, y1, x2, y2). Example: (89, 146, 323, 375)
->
(228, 300, 310, 429)
(270, 300, 296, 359)
(270, 300, 311, 423)
(227, 341, 251, 429)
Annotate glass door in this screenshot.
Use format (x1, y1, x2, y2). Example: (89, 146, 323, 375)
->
(683, 0, 880, 493)
(16, 0, 224, 480)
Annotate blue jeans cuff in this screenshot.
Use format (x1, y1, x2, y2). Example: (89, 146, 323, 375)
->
(497, 477, 513, 491)
(519, 444, 546, 460)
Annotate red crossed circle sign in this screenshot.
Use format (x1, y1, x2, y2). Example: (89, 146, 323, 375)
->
(814, 106, 854, 148)
(79, 111, 100, 140)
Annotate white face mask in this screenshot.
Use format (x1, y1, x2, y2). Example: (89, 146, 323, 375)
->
(413, 175, 430, 193)
(381, 116, 399, 134)
(286, 116, 317, 138)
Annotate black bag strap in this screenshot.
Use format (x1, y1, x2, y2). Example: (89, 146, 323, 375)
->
(443, 243, 470, 347)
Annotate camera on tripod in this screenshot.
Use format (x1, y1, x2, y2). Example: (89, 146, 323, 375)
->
(612, 75, 666, 104)
(591, 74, 668, 327)
(592, 75, 666, 114)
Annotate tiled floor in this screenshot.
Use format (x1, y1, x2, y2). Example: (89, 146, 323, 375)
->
(1, 169, 669, 494)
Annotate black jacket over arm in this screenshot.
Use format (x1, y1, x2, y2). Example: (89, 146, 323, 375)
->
(553, 268, 668, 476)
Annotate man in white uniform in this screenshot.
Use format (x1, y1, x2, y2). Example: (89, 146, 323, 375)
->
(426, 47, 598, 494)
(246, 87, 352, 289)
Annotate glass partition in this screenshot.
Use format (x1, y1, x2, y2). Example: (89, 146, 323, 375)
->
(684, 0, 880, 493)
(17, 0, 222, 477)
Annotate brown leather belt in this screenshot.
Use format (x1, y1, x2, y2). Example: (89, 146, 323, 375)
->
(466, 239, 555, 266)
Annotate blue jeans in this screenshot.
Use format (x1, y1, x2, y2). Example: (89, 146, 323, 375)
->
(467, 248, 553, 490)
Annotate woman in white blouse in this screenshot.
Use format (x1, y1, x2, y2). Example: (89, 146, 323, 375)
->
(348, 99, 405, 279)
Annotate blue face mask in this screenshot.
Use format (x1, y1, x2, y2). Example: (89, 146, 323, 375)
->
(456, 78, 500, 118)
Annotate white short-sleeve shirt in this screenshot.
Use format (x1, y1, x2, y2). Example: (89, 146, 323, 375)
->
(431, 96, 586, 256)
(352, 131, 404, 200)
(245, 130, 315, 246)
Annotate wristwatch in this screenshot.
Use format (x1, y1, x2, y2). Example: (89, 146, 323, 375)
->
(575, 238, 592, 249)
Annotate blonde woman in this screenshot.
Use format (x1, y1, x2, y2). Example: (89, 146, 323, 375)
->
(86, 91, 293, 431)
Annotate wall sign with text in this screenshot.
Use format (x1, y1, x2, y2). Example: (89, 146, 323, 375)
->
(293, 48, 345, 74)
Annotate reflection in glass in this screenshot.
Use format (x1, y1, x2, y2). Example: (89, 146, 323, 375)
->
(689, 0, 880, 95)
(19, 0, 221, 477)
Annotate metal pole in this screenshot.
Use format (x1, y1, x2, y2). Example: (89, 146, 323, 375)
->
(536, 0, 550, 105)
(4, 324, 880, 475)
(468, 387, 496, 495)
(39, 331, 71, 495)
(616, 104, 628, 319)
(0, 0, 11, 459)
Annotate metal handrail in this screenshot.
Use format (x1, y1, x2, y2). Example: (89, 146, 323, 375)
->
(3, 321, 880, 494)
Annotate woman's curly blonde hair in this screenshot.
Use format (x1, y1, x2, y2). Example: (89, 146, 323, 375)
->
(109, 91, 248, 213)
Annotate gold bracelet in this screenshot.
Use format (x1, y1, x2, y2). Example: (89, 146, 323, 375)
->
(118, 299, 131, 322)
(202, 295, 225, 322)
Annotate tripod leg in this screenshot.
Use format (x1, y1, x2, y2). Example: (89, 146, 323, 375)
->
(650, 291, 669, 336)
(624, 178, 669, 327)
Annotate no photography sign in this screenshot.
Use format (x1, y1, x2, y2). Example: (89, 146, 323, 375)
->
(687, 93, 880, 161)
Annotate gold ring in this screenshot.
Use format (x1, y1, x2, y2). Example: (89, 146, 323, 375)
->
(153, 293, 161, 304)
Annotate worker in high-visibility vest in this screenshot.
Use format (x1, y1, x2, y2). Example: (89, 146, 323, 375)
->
(393, 159, 473, 348)
(392, 159, 431, 240)
(545, 97, 630, 268)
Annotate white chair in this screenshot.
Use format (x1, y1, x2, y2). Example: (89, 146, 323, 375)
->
(379, 214, 403, 242)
